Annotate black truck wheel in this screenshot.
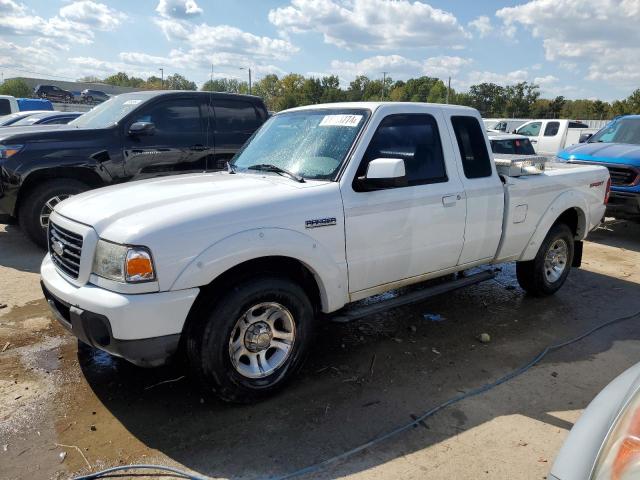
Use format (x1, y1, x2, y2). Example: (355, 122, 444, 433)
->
(18, 179, 89, 248)
(186, 275, 316, 403)
(516, 223, 574, 296)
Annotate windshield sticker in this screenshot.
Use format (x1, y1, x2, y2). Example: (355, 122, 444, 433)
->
(123, 99, 142, 105)
(319, 114, 363, 127)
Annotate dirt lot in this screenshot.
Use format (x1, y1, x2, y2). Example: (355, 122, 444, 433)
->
(1, 218, 639, 480)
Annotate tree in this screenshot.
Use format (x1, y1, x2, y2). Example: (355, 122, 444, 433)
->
(0, 78, 32, 98)
(253, 74, 283, 111)
(164, 73, 197, 91)
(467, 83, 506, 117)
(201, 78, 247, 93)
(549, 96, 566, 118)
(504, 82, 539, 117)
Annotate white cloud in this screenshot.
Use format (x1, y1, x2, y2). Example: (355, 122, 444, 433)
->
(269, 0, 470, 50)
(59, 1, 126, 30)
(533, 74, 558, 86)
(330, 54, 471, 82)
(468, 16, 492, 38)
(496, 0, 640, 88)
(156, 0, 202, 19)
(0, 0, 126, 46)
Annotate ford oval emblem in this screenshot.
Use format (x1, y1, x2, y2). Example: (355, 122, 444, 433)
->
(52, 240, 65, 256)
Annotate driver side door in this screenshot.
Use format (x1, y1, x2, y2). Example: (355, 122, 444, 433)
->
(122, 97, 208, 181)
(341, 111, 467, 296)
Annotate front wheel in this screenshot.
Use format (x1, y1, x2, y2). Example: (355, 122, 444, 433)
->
(18, 179, 89, 248)
(186, 275, 316, 403)
(516, 223, 574, 296)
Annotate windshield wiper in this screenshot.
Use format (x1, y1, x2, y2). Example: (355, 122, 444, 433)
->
(247, 164, 305, 183)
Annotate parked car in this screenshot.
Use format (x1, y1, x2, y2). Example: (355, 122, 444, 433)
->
(488, 133, 536, 155)
(0, 95, 19, 116)
(488, 119, 529, 133)
(39, 102, 609, 403)
(558, 115, 640, 221)
(16, 97, 53, 111)
(549, 361, 640, 480)
(81, 89, 109, 103)
(516, 119, 593, 155)
(8, 111, 82, 127)
(0, 90, 268, 247)
(0, 110, 52, 126)
(34, 84, 74, 102)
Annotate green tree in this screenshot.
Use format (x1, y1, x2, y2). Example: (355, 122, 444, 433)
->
(320, 75, 344, 103)
(164, 73, 197, 91)
(253, 74, 283, 111)
(201, 78, 247, 93)
(0, 78, 32, 98)
(301, 77, 323, 105)
(467, 83, 506, 116)
(504, 82, 539, 117)
(549, 96, 566, 118)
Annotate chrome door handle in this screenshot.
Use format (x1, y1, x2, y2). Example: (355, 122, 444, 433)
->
(442, 195, 457, 207)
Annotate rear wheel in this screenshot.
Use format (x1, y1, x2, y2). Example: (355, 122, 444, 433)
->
(516, 223, 574, 296)
(18, 179, 89, 248)
(186, 275, 316, 403)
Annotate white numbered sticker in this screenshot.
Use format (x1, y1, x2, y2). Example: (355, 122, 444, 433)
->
(123, 99, 142, 105)
(319, 114, 363, 127)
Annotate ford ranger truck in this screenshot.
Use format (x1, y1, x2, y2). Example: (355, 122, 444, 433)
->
(558, 115, 640, 221)
(40, 102, 610, 403)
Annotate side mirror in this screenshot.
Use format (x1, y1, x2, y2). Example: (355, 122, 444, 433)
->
(356, 158, 407, 191)
(128, 121, 155, 136)
(579, 133, 593, 143)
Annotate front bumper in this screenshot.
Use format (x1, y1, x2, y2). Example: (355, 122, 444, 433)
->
(41, 254, 199, 367)
(606, 191, 640, 219)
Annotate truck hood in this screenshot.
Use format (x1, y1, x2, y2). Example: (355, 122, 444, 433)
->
(0, 124, 83, 144)
(55, 171, 331, 243)
(558, 142, 640, 167)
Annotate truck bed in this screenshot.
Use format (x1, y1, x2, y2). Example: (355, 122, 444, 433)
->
(495, 161, 609, 262)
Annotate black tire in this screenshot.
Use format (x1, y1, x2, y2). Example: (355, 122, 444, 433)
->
(516, 223, 574, 296)
(186, 275, 316, 403)
(18, 179, 89, 248)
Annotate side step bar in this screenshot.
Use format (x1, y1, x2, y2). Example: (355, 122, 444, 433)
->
(330, 270, 496, 323)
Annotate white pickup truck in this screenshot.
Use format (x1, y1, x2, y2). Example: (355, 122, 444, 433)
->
(515, 119, 595, 155)
(41, 102, 610, 402)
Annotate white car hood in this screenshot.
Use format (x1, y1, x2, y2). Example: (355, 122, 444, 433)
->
(55, 171, 327, 243)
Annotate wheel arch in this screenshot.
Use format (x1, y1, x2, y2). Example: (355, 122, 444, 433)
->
(519, 191, 588, 262)
(171, 228, 349, 315)
(16, 167, 103, 216)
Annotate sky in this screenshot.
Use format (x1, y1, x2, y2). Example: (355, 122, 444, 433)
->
(0, 0, 639, 101)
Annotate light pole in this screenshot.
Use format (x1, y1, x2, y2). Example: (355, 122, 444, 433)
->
(159, 68, 164, 89)
(381, 71, 389, 100)
(240, 67, 252, 95)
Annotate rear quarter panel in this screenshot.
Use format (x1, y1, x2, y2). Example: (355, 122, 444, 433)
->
(496, 163, 609, 262)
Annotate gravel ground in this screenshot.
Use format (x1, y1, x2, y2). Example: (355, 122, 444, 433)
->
(1, 218, 639, 480)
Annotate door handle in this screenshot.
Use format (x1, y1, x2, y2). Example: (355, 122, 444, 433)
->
(190, 144, 207, 151)
(442, 195, 458, 207)
(530, 139, 538, 144)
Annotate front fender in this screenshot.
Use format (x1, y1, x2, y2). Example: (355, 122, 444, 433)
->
(519, 190, 588, 261)
(170, 227, 349, 313)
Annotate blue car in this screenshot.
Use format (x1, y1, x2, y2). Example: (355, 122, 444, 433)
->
(558, 115, 640, 221)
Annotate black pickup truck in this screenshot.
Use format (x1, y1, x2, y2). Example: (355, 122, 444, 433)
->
(0, 90, 269, 246)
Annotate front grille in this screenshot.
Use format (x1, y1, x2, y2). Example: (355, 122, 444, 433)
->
(49, 222, 83, 279)
(607, 165, 639, 186)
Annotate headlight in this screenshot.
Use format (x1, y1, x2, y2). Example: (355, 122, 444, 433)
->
(0, 144, 24, 159)
(592, 391, 640, 479)
(92, 240, 156, 283)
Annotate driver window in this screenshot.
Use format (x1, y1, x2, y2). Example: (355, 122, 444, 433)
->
(517, 122, 542, 137)
(355, 114, 448, 189)
(132, 99, 201, 134)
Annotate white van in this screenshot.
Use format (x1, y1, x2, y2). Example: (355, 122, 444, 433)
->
(515, 119, 595, 155)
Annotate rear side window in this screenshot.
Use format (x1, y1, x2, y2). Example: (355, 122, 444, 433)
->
(357, 114, 447, 187)
(451, 116, 492, 179)
(214, 100, 261, 132)
(544, 121, 560, 136)
(133, 99, 202, 134)
(0, 99, 11, 115)
(569, 122, 588, 128)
